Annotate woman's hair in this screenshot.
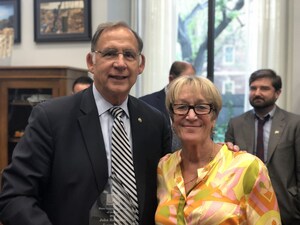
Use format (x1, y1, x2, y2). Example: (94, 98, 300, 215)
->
(166, 76, 222, 120)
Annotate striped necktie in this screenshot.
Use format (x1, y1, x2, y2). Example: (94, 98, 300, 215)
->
(109, 107, 139, 224)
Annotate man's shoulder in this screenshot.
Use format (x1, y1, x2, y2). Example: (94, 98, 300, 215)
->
(229, 110, 253, 122)
(40, 90, 84, 108)
(129, 95, 165, 115)
(35, 90, 91, 119)
(38, 94, 76, 109)
(139, 89, 165, 102)
(275, 107, 300, 124)
(276, 107, 300, 118)
(128, 96, 170, 129)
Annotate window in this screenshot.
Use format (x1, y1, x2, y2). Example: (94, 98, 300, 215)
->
(222, 79, 235, 94)
(137, 0, 291, 140)
(222, 45, 235, 65)
(175, 0, 253, 141)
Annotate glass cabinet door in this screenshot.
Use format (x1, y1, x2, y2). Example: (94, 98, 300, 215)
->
(7, 88, 52, 163)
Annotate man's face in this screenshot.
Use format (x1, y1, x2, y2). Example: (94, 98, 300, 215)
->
(249, 77, 281, 109)
(73, 83, 91, 94)
(87, 26, 145, 104)
(169, 64, 196, 83)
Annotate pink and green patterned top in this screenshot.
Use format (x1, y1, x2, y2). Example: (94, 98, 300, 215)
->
(155, 145, 281, 225)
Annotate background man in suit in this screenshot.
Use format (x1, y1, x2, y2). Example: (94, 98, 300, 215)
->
(0, 22, 171, 225)
(225, 69, 300, 225)
(72, 75, 94, 94)
(140, 61, 196, 151)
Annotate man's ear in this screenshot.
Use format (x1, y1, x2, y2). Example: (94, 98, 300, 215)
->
(275, 89, 281, 100)
(138, 54, 146, 74)
(169, 74, 175, 83)
(86, 52, 95, 74)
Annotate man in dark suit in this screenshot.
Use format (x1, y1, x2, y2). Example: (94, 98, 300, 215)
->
(225, 69, 300, 225)
(0, 22, 171, 225)
(140, 61, 196, 151)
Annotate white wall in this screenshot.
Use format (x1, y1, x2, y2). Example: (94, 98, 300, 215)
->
(9, 0, 131, 69)
(292, 0, 300, 114)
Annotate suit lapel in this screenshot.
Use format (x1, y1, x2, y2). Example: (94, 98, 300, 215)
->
(243, 112, 256, 154)
(267, 108, 285, 164)
(127, 96, 147, 217)
(78, 88, 108, 192)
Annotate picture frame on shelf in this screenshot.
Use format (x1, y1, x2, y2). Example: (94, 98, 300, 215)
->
(34, 0, 91, 42)
(0, 0, 21, 43)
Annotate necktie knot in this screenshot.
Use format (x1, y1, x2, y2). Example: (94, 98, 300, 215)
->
(256, 114, 270, 126)
(109, 107, 124, 119)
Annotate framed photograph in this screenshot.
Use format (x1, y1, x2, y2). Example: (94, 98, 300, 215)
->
(34, 0, 91, 42)
(0, 0, 21, 43)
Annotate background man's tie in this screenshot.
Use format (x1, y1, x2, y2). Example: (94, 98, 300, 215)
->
(109, 107, 139, 224)
(256, 114, 270, 162)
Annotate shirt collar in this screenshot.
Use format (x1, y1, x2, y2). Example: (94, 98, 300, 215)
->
(93, 84, 129, 117)
(253, 105, 276, 119)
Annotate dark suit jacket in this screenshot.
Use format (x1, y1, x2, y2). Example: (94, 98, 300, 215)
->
(139, 88, 169, 122)
(225, 106, 300, 225)
(0, 87, 171, 225)
(139, 88, 182, 152)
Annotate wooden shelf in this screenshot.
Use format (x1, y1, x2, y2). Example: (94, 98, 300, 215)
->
(8, 137, 22, 143)
(10, 101, 32, 106)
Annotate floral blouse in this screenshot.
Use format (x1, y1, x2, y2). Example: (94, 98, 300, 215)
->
(155, 145, 281, 225)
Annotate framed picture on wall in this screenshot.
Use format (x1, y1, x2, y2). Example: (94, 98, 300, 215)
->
(0, 0, 21, 43)
(34, 0, 91, 42)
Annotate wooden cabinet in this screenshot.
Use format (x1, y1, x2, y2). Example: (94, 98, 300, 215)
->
(0, 66, 89, 171)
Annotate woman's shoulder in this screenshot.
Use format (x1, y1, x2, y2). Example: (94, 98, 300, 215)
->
(220, 146, 270, 190)
(222, 145, 265, 168)
(158, 150, 181, 169)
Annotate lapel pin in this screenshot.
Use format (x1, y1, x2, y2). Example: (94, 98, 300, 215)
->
(138, 118, 142, 123)
(274, 130, 279, 134)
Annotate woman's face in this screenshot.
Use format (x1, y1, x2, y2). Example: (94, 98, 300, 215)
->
(172, 85, 216, 144)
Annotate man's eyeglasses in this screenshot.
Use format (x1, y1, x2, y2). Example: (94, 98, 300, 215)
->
(93, 49, 140, 62)
(172, 103, 214, 116)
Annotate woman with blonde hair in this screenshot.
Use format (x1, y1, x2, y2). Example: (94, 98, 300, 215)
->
(155, 76, 281, 224)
